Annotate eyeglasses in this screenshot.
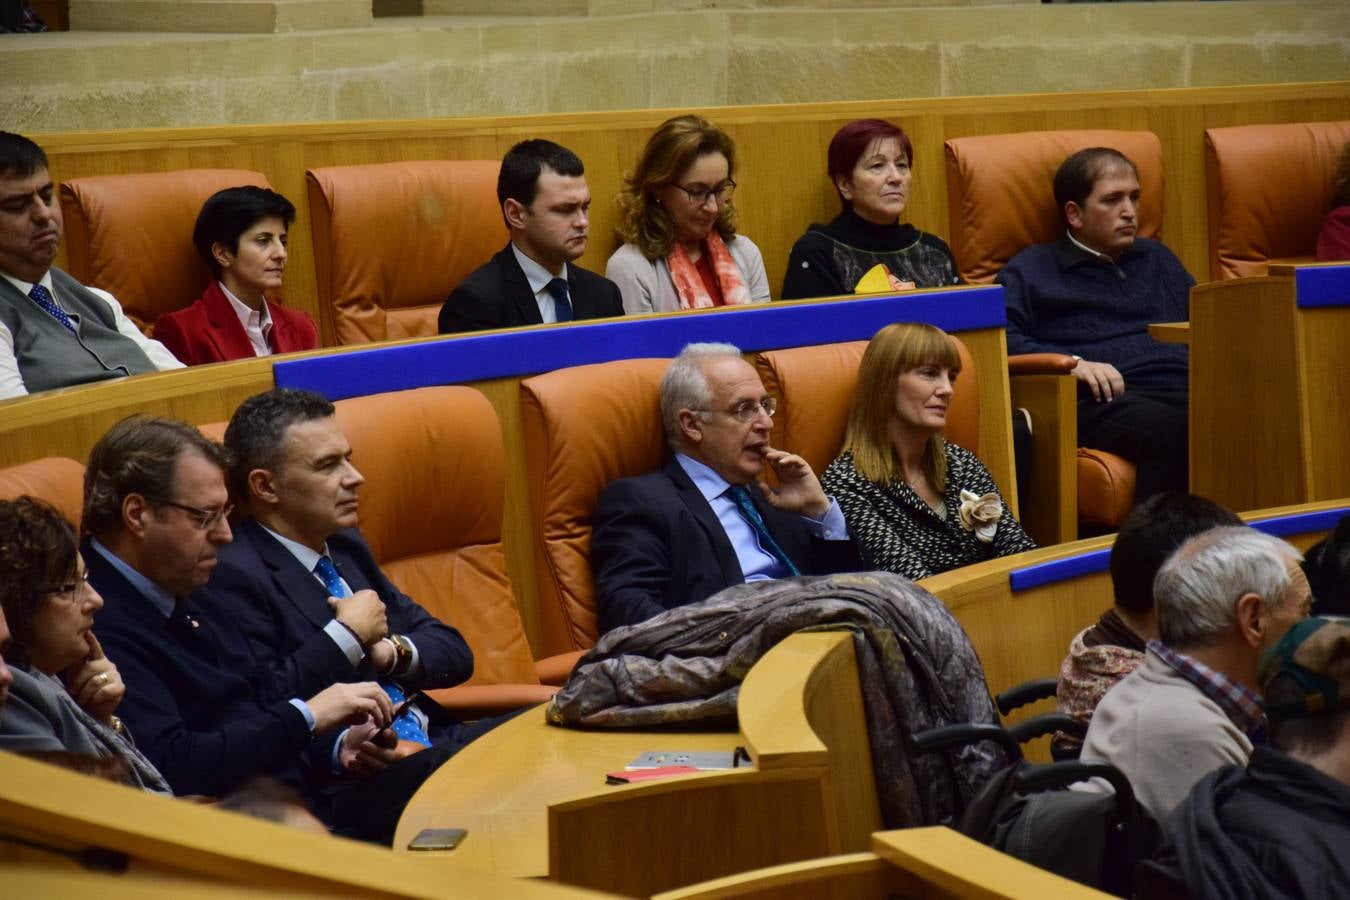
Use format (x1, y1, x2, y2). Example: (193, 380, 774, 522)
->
(671, 180, 737, 207)
(46, 569, 91, 603)
(693, 397, 777, 423)
(158, 499, 233, 531)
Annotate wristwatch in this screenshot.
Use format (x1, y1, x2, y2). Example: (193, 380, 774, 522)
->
(387, 634, 415, 678)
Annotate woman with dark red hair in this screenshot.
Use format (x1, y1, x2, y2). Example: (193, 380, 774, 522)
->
(781, 119, 959, 300)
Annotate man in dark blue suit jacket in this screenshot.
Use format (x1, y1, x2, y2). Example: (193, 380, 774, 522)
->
(592, 343, 859, 634)
(208, 388, 493, 757)
(84, 415, 442, 843)
(438, 139, 623, 334)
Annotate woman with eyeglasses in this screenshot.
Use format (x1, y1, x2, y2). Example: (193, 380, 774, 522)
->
(820, 323, 1035, 581)
(606, 115, 770, 315)
(781, 119, 960, 300)
(0, 496, 170, 791)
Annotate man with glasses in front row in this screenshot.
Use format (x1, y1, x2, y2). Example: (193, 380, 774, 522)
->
(83, 415, 452, 844)
(592, 343, 859, 634)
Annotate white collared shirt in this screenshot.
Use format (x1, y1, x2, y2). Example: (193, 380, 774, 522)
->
(1065, 230, 1116, 264)
(0, 270, 184, 399)
(219, 282, 273, 357)
(510, 242, 568, 324)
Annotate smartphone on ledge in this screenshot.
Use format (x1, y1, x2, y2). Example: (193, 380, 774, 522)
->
(407, 827, 468, 851)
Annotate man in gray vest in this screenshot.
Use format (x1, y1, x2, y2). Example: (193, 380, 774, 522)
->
(0, 131, 181, 400)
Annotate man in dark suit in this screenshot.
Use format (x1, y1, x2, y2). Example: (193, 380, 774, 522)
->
(208, 388, 496, 758)
(592, 342, 859, 633)
(438, 139, 623, 333)
(84, 415, 444, 843)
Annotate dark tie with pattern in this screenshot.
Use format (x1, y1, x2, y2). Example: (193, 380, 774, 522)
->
(29, 284, 77, 333)
(726, 484, 801, 576)
(314, 556, 431, 747)
(545, 277, 574, 323)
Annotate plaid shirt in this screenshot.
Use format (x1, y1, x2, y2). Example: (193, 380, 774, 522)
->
(1148, 640, 1265, 737)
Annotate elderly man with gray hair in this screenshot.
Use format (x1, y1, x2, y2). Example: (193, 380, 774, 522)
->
(1080, 526, 1312, 823)
(591, 342, 859, 634)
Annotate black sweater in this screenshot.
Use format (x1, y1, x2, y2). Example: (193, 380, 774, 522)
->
(780, 208, 960, 300)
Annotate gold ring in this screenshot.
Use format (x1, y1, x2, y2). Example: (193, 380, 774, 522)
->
(94, 672, 110, 686)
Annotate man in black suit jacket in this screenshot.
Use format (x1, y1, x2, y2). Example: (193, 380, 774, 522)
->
(84, 415, 444, 843)
(439, 139, 623, 334)
(208, 388, 499, 758)
(593, 343, 859, 633)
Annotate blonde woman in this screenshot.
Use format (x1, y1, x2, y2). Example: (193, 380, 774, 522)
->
(606, 115, 770, 314)
(820, 323, 1035, 580)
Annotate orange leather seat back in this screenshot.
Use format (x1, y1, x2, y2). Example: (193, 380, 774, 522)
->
(0, 457, 86, 530)
(306, 160, 507, 345)
(1204, 120, 1350, 280)
(756, 335, 979, 478)
(944, 130, 1165, 284)
(59, 169, 272, 333)
(521, 358, 671, 653)
(332, 386, 536, 686)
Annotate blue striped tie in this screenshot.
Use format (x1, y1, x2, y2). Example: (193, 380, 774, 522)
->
(726, 485, 801, 577)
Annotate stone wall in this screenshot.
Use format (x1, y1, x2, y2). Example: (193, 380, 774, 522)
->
(1, 0, 1346, 133)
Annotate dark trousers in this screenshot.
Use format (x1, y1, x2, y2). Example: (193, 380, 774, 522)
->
(1076, 387, 1188, 503)
(324, 705, 530, 845)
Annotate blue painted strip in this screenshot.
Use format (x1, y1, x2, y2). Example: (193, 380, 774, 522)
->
(1009, 506, 1350, 592)
(1009, 549, 1112, 592)
(1249, 507, 1350, 538)
(1295, 265, 1350, 308)
(275, 286, 1004, 400)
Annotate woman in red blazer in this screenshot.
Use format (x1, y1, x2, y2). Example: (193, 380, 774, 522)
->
(154, 187, 318, 365)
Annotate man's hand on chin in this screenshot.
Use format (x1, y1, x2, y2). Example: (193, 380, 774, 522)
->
(757, 447, 830, 518)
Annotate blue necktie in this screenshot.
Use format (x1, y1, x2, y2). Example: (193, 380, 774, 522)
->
(314, 556, 431, 748)
(726, 485, 801, 577)
(545, 277, 574, 323)
(29, 284, 76, 333)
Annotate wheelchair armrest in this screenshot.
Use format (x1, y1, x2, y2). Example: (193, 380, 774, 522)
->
(909, 722, 1022, 763)
(995, 677, 1059, 716)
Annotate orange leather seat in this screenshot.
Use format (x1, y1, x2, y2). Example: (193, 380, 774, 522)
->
(520, 358, 671, 654)
(0, 457, 86, 529)
(58, 169, 272, 333)
(945, 130, 1160, 530)
(203, 387, 574, 715)
(755, 335, 980, 479)
(1204, 120, 1350, 280)
(305, 160, 507, 345)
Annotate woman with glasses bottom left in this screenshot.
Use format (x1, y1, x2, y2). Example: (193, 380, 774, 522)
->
(606, 114, 771, 315)
(0, 496, 170, 791)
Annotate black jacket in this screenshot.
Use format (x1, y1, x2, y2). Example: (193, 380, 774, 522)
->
(438, 242, 623, 334)
(1160, 745, 1350, 900)
(592, 459, 859, 633)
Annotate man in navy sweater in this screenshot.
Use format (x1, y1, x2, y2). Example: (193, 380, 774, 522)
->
(997, 148, 1193, 502)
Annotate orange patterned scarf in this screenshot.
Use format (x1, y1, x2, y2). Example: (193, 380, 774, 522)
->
(667, 230, 750, 310)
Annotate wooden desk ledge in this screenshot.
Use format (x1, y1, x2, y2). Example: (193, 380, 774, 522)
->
(0, 752, 613, 900)
(871, 827, 1113, 899)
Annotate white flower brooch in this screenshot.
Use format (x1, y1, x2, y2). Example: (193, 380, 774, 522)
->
(958, 490, 1001, 544)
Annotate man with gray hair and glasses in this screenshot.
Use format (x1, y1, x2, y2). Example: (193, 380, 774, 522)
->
(1080, 526, 1312, 823)
(592, 342, 858, 634)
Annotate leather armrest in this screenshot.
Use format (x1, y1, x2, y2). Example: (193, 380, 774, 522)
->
(425, 683, 557, 718)
(1008, 353, 1077, 375)
(534, 650, 586, 686)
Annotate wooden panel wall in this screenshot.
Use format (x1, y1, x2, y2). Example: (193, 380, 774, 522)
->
(34, 82, 1350, 345)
